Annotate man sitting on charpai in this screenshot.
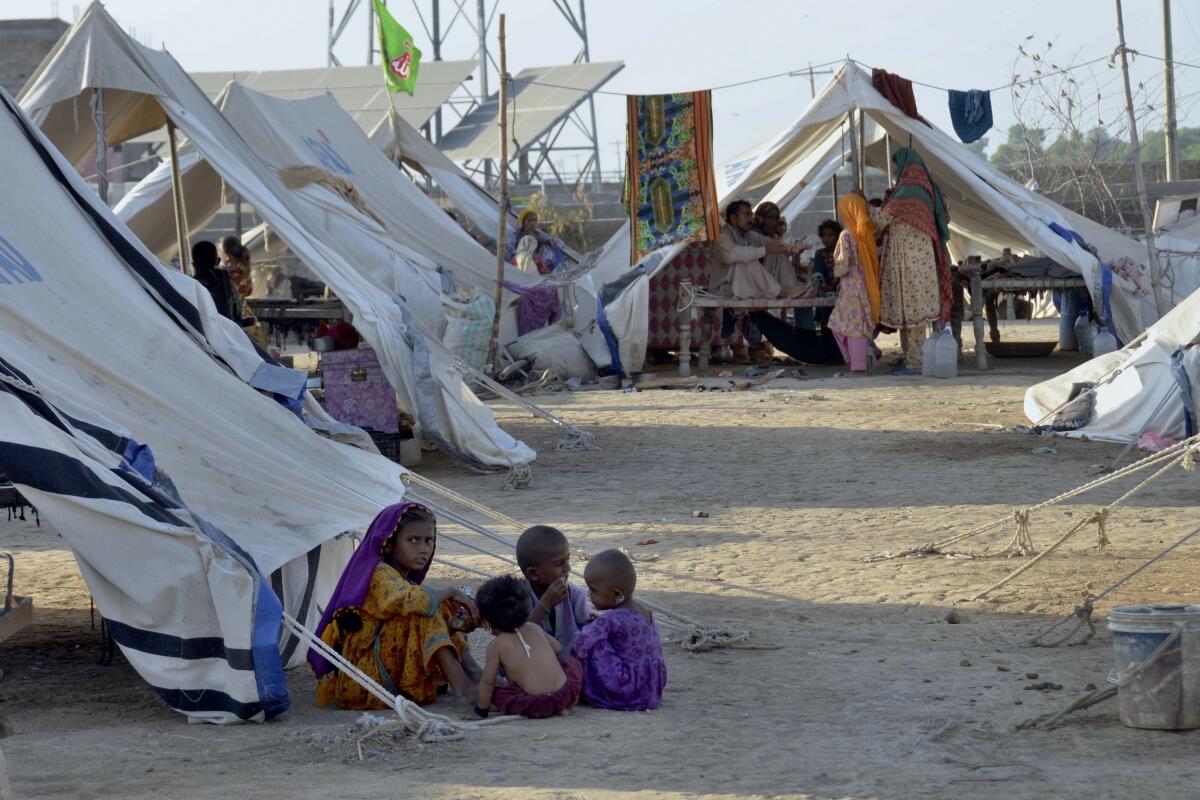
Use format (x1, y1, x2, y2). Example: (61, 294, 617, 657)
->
(708, 199, 843, 366)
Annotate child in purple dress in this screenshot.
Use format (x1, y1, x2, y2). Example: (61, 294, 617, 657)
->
(575, 549, 667, 711)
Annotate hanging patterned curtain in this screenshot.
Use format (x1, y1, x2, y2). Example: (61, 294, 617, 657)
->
(625, 91, 720, 263)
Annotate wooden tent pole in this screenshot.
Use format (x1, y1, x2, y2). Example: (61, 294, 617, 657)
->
(1115, 0, 1165, 318)
(166, 118, 191, 275)
(92, 89, 108, 204)
(857, 109, 866, 189)
(486, 13, 509, 368)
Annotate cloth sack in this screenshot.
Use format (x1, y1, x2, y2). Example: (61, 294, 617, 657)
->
(508, 323, 595, 382)
(442, 288, 495, 370)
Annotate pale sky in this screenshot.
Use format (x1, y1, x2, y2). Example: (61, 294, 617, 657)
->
(7, 0, 1200, 177)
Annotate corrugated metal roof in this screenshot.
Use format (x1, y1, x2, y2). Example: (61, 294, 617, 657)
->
(438, 61, 623, 162)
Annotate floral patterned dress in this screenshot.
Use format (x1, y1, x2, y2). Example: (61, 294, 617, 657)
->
(829, 230, 874, 338)
(871, 206, 940, 328)
(315, 562, 465, 709)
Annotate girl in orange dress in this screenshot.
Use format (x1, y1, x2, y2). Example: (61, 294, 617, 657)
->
(310, 502, 480, 709)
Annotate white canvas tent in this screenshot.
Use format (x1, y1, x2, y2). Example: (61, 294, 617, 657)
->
(1024, 201, 1200, 443)
(592, 62, 1163, 375)
(0, 85, 408, 723)
(1024, 289, 1200, 444)
(369, 109, 507, 242)
(112, 82, 612, 373)
(19, 3, 535, 470)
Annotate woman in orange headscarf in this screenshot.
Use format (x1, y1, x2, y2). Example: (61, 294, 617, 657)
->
(829, 193, 881, 373)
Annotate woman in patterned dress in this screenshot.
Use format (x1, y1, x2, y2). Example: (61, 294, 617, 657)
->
(830, 194, 878, 374)
(871, 148, 954, 371)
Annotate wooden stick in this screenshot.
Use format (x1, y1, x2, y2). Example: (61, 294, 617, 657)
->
(166, 118, 191, 275)
(486, 13, 509, 368)
(92, 88, 108, 204)
(1115, 0, 1165, 318)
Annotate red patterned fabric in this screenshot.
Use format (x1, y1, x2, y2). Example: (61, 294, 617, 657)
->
(647, 242, 744, 350)
(884, 171, 954, 324)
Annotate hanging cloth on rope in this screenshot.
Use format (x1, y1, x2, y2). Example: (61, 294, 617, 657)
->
(871, 69, 929, 125)
(947, 89, 993, 144)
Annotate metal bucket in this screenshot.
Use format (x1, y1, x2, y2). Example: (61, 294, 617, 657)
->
(1108, 604, 1200, 729)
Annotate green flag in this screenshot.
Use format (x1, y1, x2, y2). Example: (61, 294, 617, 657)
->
(373, 0, 422, 95)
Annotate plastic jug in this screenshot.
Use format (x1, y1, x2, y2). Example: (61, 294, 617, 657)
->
(1093, 327, 1118, 357)
(1074, 315, 1094, 356)
(921, 326, 939, 376)
(933, 326, 959, 379)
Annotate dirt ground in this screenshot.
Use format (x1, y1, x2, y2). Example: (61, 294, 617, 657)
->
(4, 322, 1200, 800)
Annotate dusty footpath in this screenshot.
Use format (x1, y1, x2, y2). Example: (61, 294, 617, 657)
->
(3, 342, 1200, 799)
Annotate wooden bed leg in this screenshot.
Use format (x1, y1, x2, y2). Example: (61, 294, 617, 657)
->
(698, 309, 713, 373)
(970, 268, 988, 370)
(678, 305, 693, 377)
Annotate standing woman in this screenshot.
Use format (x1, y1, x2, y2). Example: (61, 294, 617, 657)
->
(219, 235, 253, 301)
(872, 147, 953, 372)
(829, 194, 880, 374)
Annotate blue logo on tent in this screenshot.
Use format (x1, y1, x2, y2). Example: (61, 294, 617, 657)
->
(0, 236, 42, 286)
(302, 131, 353, 176)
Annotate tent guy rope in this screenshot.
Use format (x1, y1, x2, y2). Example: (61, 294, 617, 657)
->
(398, 471, 757, 653)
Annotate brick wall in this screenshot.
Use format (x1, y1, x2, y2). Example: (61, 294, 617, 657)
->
(0, 19, 69, 97)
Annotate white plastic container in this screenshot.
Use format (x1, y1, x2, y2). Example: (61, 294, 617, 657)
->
(933, 326, 958, 379)
(921, 326, 938, 376)
(1093, 327, 1118, 357)
(1074, 316, 1094, 356)
(1108, 604, 1200, 730)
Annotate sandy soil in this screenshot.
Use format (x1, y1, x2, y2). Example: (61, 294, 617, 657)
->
(4, 324, 1200, 800)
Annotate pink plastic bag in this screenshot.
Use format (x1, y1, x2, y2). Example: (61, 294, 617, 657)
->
(1137, 432, 1179, 453)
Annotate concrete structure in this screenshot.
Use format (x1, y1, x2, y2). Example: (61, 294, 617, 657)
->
(0, 18, 68, 96)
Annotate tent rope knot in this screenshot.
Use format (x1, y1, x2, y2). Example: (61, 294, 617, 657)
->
(555, 428, 597, 452)
(1184, 446, 1197, 472)
(1091, 508, 1111, 551)
(502, 463, 532, 491)
(1005, 509, 1036, 556)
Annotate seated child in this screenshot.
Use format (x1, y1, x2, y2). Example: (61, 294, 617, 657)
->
(310, 502, 479, 710)
(516, 525, 593, 654)
(473, 575, 583, 719)
(575, 549, 667, 711)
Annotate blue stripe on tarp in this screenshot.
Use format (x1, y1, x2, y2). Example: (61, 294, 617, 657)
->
(0, 422, 287, 717)
(1048, 221, 1087, 248)
(150, 687, 263, 721)
(1171, 349, 1195, 438)
(249, 361, 307, 401)
(1100, 262, 1121, 344)
(104, 619, 254, 670)
(595, 300, 624, 378)
(122, 440, 156, 482)
(0, 441, 182, 526)
(190, 513, 288, 718)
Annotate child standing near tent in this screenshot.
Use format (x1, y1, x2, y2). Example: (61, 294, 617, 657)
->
(575, 549, 667, 711)
(829, 194, 880, 374)
(517, 525, 593, 654)
(472, 575, 583, 719)
(309, 502, 481, 710)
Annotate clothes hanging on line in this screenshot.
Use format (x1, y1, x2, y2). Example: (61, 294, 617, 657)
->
(947, 89, 993, 144)
(871, 69, 928, 125)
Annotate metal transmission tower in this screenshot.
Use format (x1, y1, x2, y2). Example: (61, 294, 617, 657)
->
(326, 0, 607, 189)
